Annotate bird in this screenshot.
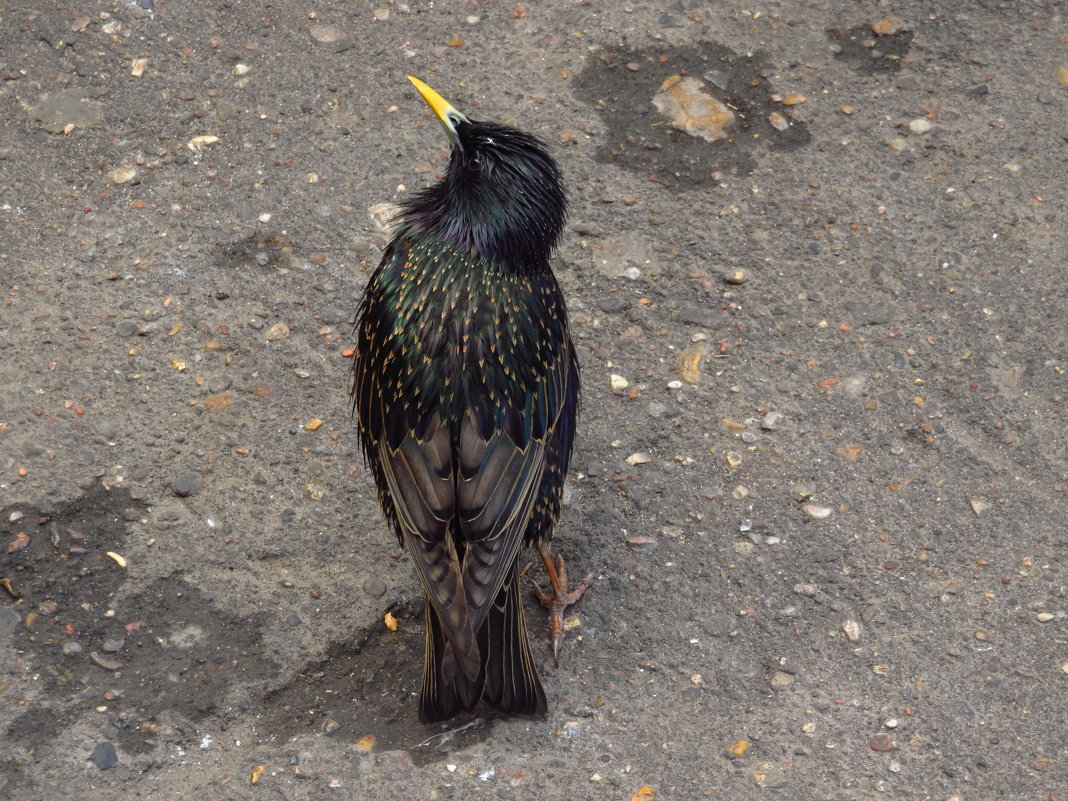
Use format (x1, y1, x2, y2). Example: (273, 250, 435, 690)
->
(352, 76, 590, 723)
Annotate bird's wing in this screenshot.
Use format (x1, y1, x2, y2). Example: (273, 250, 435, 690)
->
(456, 407, 546, 634)
(376, 411, 480, 683)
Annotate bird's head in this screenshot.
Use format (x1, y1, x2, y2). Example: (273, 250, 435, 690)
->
(401, 76, 567, 271)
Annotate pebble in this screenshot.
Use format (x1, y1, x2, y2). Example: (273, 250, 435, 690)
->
(172, 471, 202, 497)
(725, 739, 749, 758)
(596, 297, 629, 313)
(62, 641, 84, 655)
(32, 89, 104, 133)
(769, 671, 794, 690)
(869, 734, 896, 752)
(102, 638, 125, 653)
(908, 118, 934, 134)
(108, 166, 138, 184)
(362, 577, 386, 597)
(88, 741, 118, 770)
(793, 583, 818, 597)
(760, 411, 784, 430)
(116, 321, 140, 338)
(90, 652, 124, 671)
(677, 305, 717, 327)
(702, 613, 732, 637)
(610, 374, 629, 391)
(802, 504, 833, 519)
(266, 322, 290, 340)
(207, 375, 232, 393)
(842, 619, 862, 641)
(309, 24, 345, 43)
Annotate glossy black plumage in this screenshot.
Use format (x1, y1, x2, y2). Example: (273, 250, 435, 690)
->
(352, 79, 578, 723)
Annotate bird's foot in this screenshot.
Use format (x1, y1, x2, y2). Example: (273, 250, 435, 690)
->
(530, 548, 593, 666)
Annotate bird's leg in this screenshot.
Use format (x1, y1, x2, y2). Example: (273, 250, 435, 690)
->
(530, 542, 593, 666)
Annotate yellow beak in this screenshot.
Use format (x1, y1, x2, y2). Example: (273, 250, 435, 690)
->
(408, 76, 466, 142)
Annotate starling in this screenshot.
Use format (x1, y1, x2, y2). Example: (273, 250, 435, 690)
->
(352, 77, 590, 723)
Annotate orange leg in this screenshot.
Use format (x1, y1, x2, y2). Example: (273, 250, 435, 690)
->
(530, 542, 593, 665)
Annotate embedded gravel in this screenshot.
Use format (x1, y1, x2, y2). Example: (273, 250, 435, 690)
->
(1, 2, 1066, 799)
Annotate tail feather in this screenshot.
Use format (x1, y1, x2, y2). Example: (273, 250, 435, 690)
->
(480, 564, 547, 716)
(418, 565, 546, 723)
(420, 598, 481, 723)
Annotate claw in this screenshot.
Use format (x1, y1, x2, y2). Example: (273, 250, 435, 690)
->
(532, 543, 593, 665)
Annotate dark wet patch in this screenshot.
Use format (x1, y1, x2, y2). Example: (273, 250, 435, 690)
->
(3, 487, 275, 758)
(215, 230, 295, 270)
(573, 42, 811, 188)
(260, 597, 514, 767)
(828, 23, 914, 74)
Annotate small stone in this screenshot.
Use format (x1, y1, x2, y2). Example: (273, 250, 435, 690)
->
(116, 321, 140, 338)
(725, 739, 749, 757)
(596, 296, 629, 313)
(871, 18, 904, 35)
(626, 536, 657, 551)
(89, 652, 123, 671)
(625, 452, 652, 466)
(172, 472, 202, 497)
(62, 641, 84, 655)
(1037, 89, 1056, 105)
(768, 111, 789, 131)
(724, 269, 747, 285)
(678, 343, 710, 384)
(969, 499, 990, 516)
(266, 323, 290, 341)
(32, 89, 104, 133)
(88, 742, 118, 770)
(908, 118, 934, 134)
(309, 24, 344, 43)
(202, 393, 232, 412)
(802, 504, 833, 519)
(794, 584, 818, 597)
(702, 613, 732, 637)
(842, 619, 862, 641)
(869, 734, 896, 752)
(610, 374, 629, 391)
(1036, 612, 1054, 622)
(369, 202, 402, 231)
(102, 638, 125, 653)
(108, 166, 138, 184)
(760, 411, 784, 430)
(769, 671, 793, 690)
(652, 75, 735, 142)
(363, 576, 386, 597)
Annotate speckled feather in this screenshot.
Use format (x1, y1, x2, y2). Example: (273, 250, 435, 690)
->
(353, 111, 576, 722)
